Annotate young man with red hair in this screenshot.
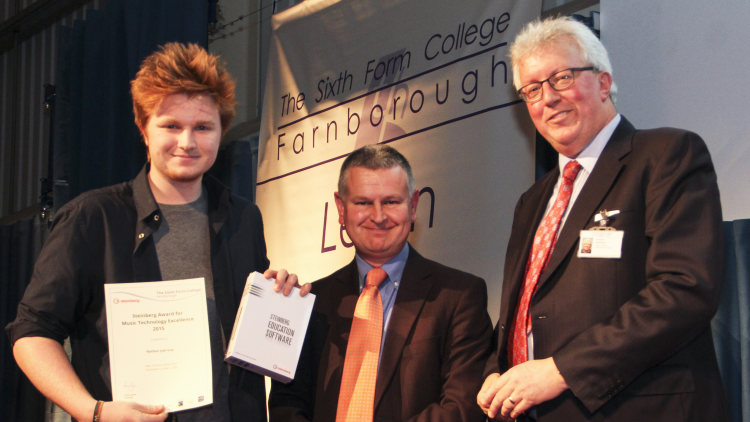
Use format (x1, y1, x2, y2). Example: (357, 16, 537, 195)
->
(7, 43, 306, 422)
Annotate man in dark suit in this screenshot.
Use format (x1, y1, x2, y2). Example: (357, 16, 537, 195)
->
(270, 145, 493, 422)
(477, 17, 728, 422)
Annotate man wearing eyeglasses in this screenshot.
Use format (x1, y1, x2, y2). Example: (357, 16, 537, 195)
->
(477, 17, 727, 422)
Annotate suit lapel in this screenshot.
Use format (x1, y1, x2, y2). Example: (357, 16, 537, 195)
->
(498, 174, 558, 344)
(536, 118, 636, 291)
(374, 247, 433, 409)
(332, 260, 361, 346)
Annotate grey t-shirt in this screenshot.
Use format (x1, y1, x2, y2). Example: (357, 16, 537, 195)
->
(154, 189, 231, 422)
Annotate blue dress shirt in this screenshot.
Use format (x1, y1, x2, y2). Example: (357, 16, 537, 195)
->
(354, 242, 409, 367)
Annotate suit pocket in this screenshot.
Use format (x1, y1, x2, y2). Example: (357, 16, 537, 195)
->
(402, 335, 440, 359)
(400, 336, 442, 415)
(608, 209, 637, 228)
(621, 364, 695, 396)
(600, 365, 695, 422)
(583, 209, 638, 231)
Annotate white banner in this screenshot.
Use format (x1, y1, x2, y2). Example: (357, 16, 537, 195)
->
(257, 0, 541, 322)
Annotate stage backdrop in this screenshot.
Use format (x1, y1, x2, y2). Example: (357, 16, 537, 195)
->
(257, 0, 540, 322)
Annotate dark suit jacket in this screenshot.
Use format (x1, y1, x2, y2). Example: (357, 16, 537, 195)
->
(487, 117, 728, 421)
(270, 246, 493, 422)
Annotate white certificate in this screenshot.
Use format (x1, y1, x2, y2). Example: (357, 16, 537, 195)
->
(104, 278, 212, 412)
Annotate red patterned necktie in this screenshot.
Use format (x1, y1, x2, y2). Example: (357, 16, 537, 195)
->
(508, 160, 582, 367)
(336, 267, 387, 422)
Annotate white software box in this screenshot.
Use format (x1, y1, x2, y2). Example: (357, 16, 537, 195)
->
(225, 272, 315, 383)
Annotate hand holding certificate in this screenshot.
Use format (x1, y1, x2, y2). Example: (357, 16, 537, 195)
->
(104, 278, 212, 412)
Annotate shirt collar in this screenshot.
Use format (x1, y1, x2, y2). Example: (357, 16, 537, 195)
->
(355, 242, 410, 291)
(132, 163, 232, 227)
(558, 113, 621, 174)
(133, 163, 160, 223)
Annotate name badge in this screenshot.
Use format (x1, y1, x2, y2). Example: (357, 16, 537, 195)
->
(578, 209, 623, 259)
(578, 229, 623, 258)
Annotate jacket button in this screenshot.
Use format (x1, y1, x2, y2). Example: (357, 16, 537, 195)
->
(139, 233, 145, 239)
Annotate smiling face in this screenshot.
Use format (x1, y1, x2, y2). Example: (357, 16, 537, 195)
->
(142, 93, 222, 198)
(519, 39, 616, 158)
(335, 166, 419, 267)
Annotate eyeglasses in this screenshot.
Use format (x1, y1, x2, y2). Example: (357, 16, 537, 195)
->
(518, 67, 596, 103)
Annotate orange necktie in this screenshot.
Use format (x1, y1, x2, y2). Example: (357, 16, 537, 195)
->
(336, 267, 387, 422)
(508, 160, 582, 367)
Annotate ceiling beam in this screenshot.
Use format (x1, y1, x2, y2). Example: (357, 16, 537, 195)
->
(542, 0, 599, 19)
(0, 0, 92, 54)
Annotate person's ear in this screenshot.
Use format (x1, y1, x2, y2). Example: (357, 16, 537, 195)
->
(334, 192, 346, 225)
(598, 71, 613, 102)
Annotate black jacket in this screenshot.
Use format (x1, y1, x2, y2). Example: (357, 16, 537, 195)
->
(7, 165, 271, 421)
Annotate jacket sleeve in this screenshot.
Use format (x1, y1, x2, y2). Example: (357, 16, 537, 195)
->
(6, 202, 92, 345)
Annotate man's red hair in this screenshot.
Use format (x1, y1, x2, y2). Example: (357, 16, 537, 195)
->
(131, 42, 237, 138)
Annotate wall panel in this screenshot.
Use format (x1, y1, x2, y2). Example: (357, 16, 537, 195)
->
(0, 0, 104, 219)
